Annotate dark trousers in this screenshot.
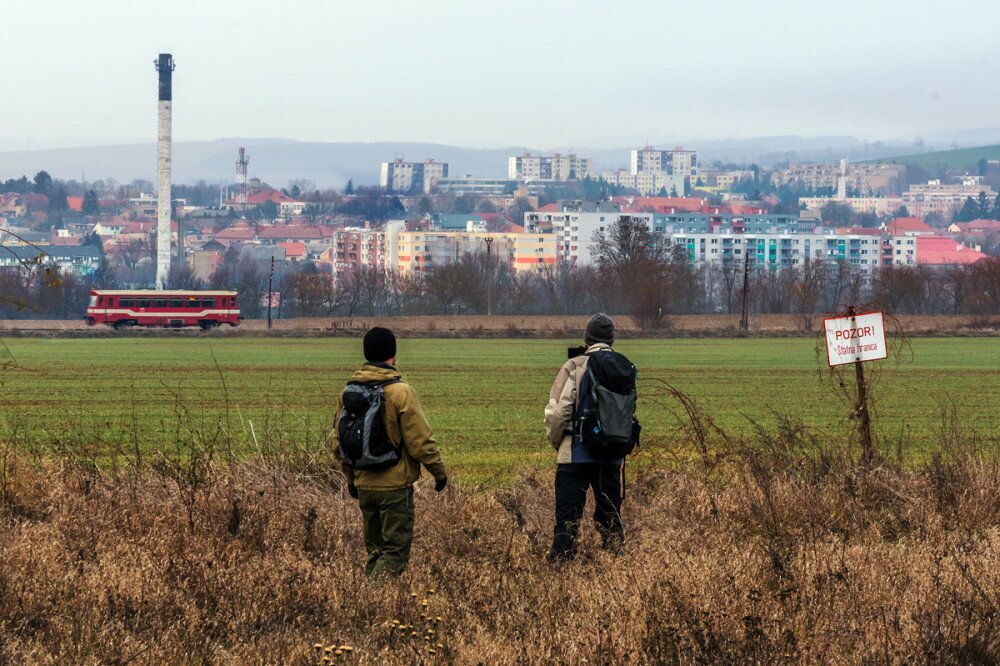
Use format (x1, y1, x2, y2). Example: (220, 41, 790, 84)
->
(550, 463, 624, 560)
(358, 487, 414, 577)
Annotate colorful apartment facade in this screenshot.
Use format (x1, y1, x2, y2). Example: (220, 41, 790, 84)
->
(390, 230, 557, 274)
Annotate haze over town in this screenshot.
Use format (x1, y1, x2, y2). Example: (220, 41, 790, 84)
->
(1, 0, 1000, 154)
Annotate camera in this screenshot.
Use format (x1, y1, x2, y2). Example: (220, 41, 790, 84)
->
(567, 346, 587, 359)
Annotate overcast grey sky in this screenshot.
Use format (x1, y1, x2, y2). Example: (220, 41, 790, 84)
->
(1, 0, 997, 149)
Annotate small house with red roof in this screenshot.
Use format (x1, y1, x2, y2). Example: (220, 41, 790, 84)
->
(228, 189, 306, 217)
(916, 235, 988, 265)
(278, 241, 307, 262)
(884, 217, 934, 235)
(50, 229, 83, 246)
(1, 193, 26, 216)
(214, 223, 257, 247)
(948, 219, 1000, 235)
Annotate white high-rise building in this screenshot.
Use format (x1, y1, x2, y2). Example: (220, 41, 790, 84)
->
(524, 210, 655, 264)
(629, 146, 699, 177)
(379, 159, 449, 194)
(508, 153, 592, 181)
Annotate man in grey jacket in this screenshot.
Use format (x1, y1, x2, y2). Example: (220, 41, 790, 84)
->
(543, 313, 625, 560)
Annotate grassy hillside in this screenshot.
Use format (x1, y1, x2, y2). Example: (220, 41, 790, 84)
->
(867, 143, 1000, 170)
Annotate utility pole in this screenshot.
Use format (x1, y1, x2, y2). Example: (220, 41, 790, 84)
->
(739, 243, 752, 331)
(485, 237, 494, 316)
(267, 255, 274, 330)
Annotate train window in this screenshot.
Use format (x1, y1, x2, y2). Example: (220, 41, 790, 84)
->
(201, 298, 215, 308)
(136, 299, 150, 308)
(153, 298, 167, 308)
(169, 299, 183, 308)
(97, 296, 104, 306)
(120, 298, 133, 307)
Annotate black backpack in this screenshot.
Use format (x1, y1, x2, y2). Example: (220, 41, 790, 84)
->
(574, 350, 640, 460)
(337, 379, 402, 471)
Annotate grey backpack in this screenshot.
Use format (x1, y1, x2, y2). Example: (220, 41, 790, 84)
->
(574, 351, 640, 460)
(337, 379, 401, 471)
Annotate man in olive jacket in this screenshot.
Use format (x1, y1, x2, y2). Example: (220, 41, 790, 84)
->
(335, 327, 447, 577)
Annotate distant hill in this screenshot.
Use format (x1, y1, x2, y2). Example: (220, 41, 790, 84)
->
(0, 139, 532, 189)
(0, 136, 993, 187)
(867, 144, 1000, 171)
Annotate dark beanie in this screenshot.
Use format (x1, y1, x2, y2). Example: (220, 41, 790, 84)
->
(363, 327, 397, 363)
(584, 313, 614, 345)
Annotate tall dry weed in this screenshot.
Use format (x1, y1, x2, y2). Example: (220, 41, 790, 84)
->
(1, 402, 1000, 662)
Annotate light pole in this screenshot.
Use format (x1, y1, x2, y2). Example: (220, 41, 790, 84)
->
(739, 243, 752, 332)
(485, 237, 494, 316)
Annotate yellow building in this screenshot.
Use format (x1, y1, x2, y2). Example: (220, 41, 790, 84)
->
(392, 231, 558, 274)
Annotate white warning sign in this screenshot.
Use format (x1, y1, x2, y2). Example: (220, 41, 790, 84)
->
(823, 311, 888, 367)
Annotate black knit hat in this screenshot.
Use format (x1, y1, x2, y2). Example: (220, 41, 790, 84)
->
(584, 313, 615, 345)
(363, 327, 397, 363)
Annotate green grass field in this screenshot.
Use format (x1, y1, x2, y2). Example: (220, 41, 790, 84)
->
(1, 338, 997, 482)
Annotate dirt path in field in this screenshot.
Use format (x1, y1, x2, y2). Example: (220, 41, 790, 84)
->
(0, 314, 996, 337)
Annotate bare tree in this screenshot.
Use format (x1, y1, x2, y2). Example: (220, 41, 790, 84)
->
(167, 262, 205, 290)
(424, 262, 469, 314)
(116, 237, 152, 271)
(591, 216, 672, 328)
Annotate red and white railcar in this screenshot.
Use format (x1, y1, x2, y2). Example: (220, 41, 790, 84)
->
(85, 290, 241, 330)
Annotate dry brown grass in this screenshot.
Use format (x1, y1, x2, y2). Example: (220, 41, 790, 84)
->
(2, 406, 1000, 664)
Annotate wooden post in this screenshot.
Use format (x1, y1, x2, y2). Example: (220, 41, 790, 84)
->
(848, 306, 875, 465)
(267, 255, 274, 330)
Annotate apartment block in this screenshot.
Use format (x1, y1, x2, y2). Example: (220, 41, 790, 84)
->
(392, 230, 557, 274)
(379, 159, 449, 194)
(669, 232, 917, 270)
(508, 153, 592, 181)
(773, 162, 906, 195)
(524, 210, 656, 264)
(629, 146, 699, 177)
(799, 195, 904, 216)
(324, 228, 386, 278)
(601, 169, 686, 196)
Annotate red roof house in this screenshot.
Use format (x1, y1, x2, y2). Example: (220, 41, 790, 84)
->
(885, 217, 934, 235)
(916, 235, 988, 265)
(955, 219, 1000, 235)
(257, 224, 327, 242)
(278, 241, 307, 261)
(214, 224, 256, 246)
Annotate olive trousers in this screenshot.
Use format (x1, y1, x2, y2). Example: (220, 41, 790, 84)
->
(358, 487, 415, 577)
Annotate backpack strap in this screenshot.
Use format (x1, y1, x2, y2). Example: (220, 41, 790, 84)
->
(346, 378, 402, 388)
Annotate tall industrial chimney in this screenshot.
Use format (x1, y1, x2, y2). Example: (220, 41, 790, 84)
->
(154, 53, 175, 289)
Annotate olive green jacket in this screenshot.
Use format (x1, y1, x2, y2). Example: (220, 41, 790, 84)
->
(335, 364, 446, 491)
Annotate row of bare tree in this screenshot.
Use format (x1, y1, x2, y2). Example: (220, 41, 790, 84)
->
(2, 219, 999, 323)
